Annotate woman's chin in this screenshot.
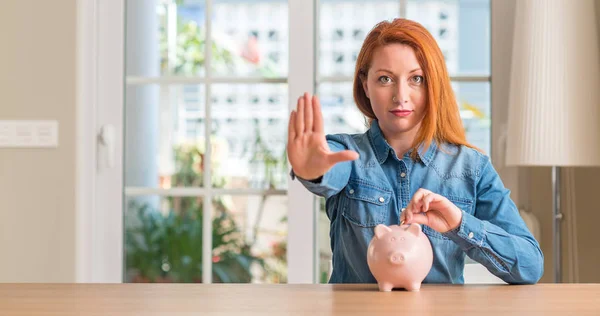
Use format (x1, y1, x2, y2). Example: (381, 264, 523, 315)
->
(382, 121, 419, 135)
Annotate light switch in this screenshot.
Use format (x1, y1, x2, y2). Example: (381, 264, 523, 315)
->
(0, 120, 58, 148)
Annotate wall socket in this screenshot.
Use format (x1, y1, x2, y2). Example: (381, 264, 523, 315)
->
(0, 120, 59, 148)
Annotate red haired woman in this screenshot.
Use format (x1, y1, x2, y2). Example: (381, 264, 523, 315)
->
(288, 18, 543, 285)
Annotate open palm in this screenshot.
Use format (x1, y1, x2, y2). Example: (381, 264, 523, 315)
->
(287, 93, 359, 180)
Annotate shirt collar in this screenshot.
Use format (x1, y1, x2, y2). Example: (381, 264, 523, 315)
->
(368, 120, 437, 166)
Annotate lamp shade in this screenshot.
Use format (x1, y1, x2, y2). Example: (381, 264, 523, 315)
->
(505, 0, 600, 166)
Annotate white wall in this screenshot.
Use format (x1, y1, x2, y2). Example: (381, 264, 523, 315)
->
(0, 0, 77, 282)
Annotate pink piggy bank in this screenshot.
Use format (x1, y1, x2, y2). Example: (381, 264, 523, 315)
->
(367, 223, 433, 292)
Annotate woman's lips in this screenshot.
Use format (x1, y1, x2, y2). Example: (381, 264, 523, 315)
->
(390, 109, 413, 117)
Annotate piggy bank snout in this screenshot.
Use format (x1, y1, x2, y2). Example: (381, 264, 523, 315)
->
(389, 252, 405, 265)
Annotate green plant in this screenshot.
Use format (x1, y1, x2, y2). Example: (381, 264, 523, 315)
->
(125, 144, 267, 283)
(125, 201, 264, 283)
(125, 139, 290, 283)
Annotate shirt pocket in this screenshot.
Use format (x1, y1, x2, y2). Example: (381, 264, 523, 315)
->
(341, 179, 392, 228)
(422, 196, 473, 240)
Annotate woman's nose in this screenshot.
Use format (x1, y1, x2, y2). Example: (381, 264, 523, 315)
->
(394, 82, 410, 104)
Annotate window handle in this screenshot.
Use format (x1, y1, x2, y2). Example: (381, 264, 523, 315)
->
(98, 124, 115, 168)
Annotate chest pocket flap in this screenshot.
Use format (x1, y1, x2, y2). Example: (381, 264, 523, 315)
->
(341, 180, 392, 227)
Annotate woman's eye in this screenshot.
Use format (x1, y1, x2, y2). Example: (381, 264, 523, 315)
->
(412, 75, 424, 84)
(378, 76, 392, 84)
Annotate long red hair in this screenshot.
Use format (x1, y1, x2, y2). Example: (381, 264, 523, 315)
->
(353, 18, 480, 159)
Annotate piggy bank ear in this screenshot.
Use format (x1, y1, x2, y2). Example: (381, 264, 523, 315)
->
(407, 223, 422, 236)
(374, 224, 392, 239)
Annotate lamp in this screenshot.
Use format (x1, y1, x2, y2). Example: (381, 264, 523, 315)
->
(505, 0, 600, 283)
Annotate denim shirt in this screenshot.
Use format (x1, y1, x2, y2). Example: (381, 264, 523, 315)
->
(291, 120, 544, 284)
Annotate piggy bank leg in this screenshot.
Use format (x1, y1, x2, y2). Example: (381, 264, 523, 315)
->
(378, 282, 394, 292)
(405, 282, 421, 292)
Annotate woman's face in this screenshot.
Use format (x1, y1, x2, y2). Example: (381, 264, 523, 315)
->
(362, 43, 426, 138)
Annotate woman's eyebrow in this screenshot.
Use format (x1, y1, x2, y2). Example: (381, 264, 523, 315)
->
(374, 67, 422, 74)
(374, 69, 394, 74)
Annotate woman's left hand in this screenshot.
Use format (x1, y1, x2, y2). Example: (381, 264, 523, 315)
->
(401, 188, 463, 233)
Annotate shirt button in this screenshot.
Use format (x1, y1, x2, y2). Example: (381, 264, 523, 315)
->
(400, 172, 406, 178)
(349, 189, 354, 194)
(468, 232, 474, 239)
(379, 197, 385, 203)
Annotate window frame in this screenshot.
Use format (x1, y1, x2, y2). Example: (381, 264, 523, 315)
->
(77, 0, 506, 284)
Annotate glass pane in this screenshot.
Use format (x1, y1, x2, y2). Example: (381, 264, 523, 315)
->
(453, 81, 491, 155)
(212, 195, 288, 283)
(211, 84, 288, 190)
(407, 0, 490, 76)
(124, 195, 206, 283)
(319, 0, 400, 77)
(317, 82, 369, 135)
(157, 0, 208, 76)
(212, 0, 289, 77)
(125, 84, 208, 188)
(146, 0, 289, 77)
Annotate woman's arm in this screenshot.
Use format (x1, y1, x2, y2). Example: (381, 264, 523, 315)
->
(443, 156, 544, 284)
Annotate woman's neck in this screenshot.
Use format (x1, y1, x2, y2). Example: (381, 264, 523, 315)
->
(380, 127, 420, 158)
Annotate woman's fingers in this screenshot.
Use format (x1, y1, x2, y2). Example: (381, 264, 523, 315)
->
(407, 212, 429, 226)
(296, 96, 305, 135)
(422, 193, 438, 213)
(400, 208, 409, 223)
(291, 92, 324, 134)
(304, 93, 313, 132)
(401, 206, 414, 223)
(406, 188, 430, 214)
(288, 111, 297, 142)
(404, 188, 437, 225)
(327, 150, 359, 165)
(312, 95, 324, 133)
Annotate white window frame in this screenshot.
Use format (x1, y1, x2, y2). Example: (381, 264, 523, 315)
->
(77, 0, 318, 284)
(76, 0, 512, 284)
(76, 0, 126, 283)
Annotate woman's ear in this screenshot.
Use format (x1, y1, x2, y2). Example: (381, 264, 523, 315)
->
(361, 75, 370, 99)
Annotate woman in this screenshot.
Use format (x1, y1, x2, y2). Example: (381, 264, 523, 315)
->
(287, 18, 543, 285)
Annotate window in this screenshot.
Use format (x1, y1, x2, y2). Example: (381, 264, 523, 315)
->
(124, 0, 289, 284)
(118, 0, 490, 285)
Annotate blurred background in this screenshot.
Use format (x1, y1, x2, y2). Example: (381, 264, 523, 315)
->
(0, 0, 598, 285)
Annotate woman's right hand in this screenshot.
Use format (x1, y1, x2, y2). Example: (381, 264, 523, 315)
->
(287, 92, 359, 180)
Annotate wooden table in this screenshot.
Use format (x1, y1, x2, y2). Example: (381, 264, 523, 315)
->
(1, 283, 599, 315)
